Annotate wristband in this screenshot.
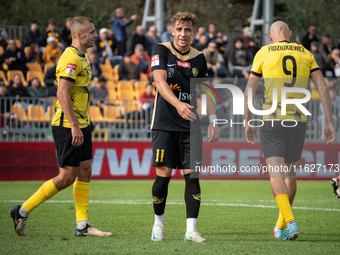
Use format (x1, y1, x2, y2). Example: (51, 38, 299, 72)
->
(209, 115, 217, 123)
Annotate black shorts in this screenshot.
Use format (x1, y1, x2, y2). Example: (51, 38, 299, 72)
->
(260, 121, 306, 163)
(52, 126, 93, 167)
(152, 130, 202, 169)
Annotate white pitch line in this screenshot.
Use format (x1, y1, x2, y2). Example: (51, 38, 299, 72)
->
(1, 200, 340, 212)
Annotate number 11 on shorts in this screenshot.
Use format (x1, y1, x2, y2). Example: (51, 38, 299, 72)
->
(155, 149, 164, 162)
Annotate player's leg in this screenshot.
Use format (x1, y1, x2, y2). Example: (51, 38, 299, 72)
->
(151, 130, 175, 241)
(9, 165, 79, 236)
(181, 131, 205, 242)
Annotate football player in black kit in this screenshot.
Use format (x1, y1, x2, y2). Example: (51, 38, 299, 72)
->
(150, 12, 220, 242)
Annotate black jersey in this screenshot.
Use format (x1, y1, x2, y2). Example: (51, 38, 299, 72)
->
(150, 42, 208, 131)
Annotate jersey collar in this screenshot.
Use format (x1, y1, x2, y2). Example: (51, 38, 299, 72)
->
(278, 40, 290, 43)
(171, 41, 190, 56)
(69, 46, 86, 58)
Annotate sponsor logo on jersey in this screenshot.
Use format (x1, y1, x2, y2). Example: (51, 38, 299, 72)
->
(170, 84, 181, 91)
(176, 60, 191, 68)
(151, 54, 159, 67)
(167, 67, 174, 78)
(192, 67, 198, 77)
(85, 59, 89, 65)
(66, 63, 77, 75)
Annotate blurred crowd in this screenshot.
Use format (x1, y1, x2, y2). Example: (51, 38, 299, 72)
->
(1, 9, 340, 138)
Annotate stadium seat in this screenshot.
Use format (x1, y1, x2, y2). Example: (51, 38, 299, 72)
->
(28, 105, 45, 122)
(44, 63, 55, 73)
(108, 88, 117, 99)
(117, 81, 134, 91)
(26, 71, 45, 87)
(135, 80, 148, 91)
(117, 89, 135, 99)
(15, 39, 21, 49)
(103, 105, 121, 123)
(121, 100, 138, 114)
(0, 46, 3, 55)
(101, 72, 115, 82)
(139, 73, 149, 81)
(26, 62, 43, 73)
(11, 105, 27, 122)
(45, 105, 53, 122)
(99, 63, 113, 73)
(7, 70, 27, 87)
(0, 70, 8, 86)
(24, 46, 31, 57)
(106, 80, 117, 90)
(89, 105, 105, 122)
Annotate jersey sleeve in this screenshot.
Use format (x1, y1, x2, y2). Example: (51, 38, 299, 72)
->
(198, 54, 208, 78)
(250, 48, 264, 77)
(151, 44, 168, 71)
(57, 51, 82, 83)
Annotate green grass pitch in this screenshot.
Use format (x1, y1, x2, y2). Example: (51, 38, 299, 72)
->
(0, 180, 339, 254)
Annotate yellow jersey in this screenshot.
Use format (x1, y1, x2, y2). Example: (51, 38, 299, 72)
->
(251, 41, 319, 122)
(51, 46, 92, 128)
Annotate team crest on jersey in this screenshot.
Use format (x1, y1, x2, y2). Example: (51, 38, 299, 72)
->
(167, 67, 174, 78)
(66, 63, 77, 75)
(192, 67, 198, 77)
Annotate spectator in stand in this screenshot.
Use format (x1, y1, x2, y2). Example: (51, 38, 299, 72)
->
(89, 53, 101, 80)
(110, 8, 138, 56)
(321, 58, 336, 78)
(127, 25, 150, 56)
(241, 27, 257, 60)
(44, 58, 58, 97)
(206, 23, 228, 54)
(310, 41, 323, 67)
(302, 25, 319, 51)
(160, 23, 174, 43)
(319, 35, 334, 63)
(42, 37, 61, 65)
(27, 77, 45, 98)
(90, 76, 109, 112)
(195, 26, 206, 42)
(27, 42, 43, 64)
(0, 22, 9, 48)
(45, 19, 62, 48)
(193, 35, 208, 51)
(94, 28, 118, 65)
(139, 83, 155, 121)
(118, 54, 139, 86)
(60, 18, 72, 48)
(0, 39, 28, 76)
(145, 25, 161, 56)
(229, 38, 252, 78)
(0, 78, 11, 115)
(131, 44, 151, 78)
(7, 74, 30, 98)
(202, 42, 225, 78)
(25, 19, 44, 47)
(331, 48, 340, 78)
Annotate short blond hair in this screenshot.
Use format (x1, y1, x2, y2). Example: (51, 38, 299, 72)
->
(70, 16, 93, 38)
(171, 12, 197, 27)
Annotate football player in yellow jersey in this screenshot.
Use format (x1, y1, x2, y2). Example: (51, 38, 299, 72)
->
(244, 21, 336, 241)
(9, 17, 112, 237)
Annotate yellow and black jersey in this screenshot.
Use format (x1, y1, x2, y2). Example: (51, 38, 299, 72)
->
(151, 42, 208, 131)
(46, 28, 60, 43)
(251, 41, 319, 122)
(51, 46, 92, 128)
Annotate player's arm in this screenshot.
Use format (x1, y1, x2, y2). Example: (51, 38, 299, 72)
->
(57, 79, 84, 147)
(153, 69, 196, 121)
(198, 82, 220, 143)
(244, 73, 261, 145)
(310, 70, 336, 143)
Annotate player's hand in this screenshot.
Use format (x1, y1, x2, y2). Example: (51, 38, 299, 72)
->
(176, 102, 196, 122)
(71, 125, 84, 147)
(324, 123, 336, 144)
(245, 125, 257, 145)
(207, 122, 220, 143)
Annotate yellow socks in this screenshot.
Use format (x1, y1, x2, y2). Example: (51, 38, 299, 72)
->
(276, 204, 293, 228)
(275, 194, 295, 225)
(23, 179, 59, 213)
(73, 181, 90, 222)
